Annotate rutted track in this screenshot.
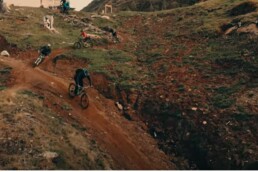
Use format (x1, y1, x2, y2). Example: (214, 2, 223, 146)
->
(0, 55, 175, 170)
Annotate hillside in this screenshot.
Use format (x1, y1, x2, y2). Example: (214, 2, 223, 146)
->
(82, 0, 207, 12)
(1, 0, 258, 170)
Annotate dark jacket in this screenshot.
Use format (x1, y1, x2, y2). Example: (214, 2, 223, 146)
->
(40, 46, 51, 56)
(74, 69, 92, 87)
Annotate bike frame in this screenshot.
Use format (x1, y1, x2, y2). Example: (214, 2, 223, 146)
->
(76, 85, 90, 95)
(68, 83, 90, 109)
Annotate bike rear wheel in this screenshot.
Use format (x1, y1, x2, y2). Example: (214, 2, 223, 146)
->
(68, 83, 76, 98)
(83, 39, 93, 48)
(73, 42, 81, 49)
(81, 93, 89, 109)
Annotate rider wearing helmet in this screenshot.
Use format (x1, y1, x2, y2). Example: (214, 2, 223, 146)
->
(34, 44, 51, 66)
(39, 44, 51, 57)
(74, 68, 92, 95)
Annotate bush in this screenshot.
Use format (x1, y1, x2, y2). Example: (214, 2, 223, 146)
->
(212, 94, 235, 109)
(228, 2, 257, 16)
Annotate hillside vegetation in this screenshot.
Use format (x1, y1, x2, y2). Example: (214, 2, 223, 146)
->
(82, 0, 208, 12)
(1, 0, 258, 170)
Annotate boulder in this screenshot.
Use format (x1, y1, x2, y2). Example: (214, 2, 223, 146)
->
(101, 15, 110, 20)
(116, 102, 123, 110)
(1, 50, 10, 56)
(42, 151, 59, 161)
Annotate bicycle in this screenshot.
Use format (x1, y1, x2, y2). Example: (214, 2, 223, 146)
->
(73, 37, 93, 49)
(33, 53, 46, 67)
(68, 83, 89, 109)
(112, 35, 120, 44)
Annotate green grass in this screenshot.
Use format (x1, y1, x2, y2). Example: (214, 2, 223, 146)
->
(0, 7, 84, 49)
(69, 49, 132, 70)
(0, 67, 12, 74)
(69, 48, 146, 90)
(214, 84, 242, 95)
(92, 17, 119, 29)
(231, 112, 253, 121)
(61, 103, 72, 111)
(18, 90, 44, 99)
(0, 86, 7, 91)
(212, 94, 236, 109)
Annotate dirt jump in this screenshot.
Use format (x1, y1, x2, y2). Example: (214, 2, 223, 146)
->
(0, 53, 175, 170)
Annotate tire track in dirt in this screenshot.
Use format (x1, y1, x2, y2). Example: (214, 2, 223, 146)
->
(0, 56, 174, 170)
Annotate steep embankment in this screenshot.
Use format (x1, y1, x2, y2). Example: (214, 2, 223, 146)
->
(106, 0, 258, 170)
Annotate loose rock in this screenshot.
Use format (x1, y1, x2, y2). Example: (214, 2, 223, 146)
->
(1, 50, 10, 56)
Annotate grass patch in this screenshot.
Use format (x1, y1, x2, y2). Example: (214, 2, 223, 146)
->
(61, 103, 72, 111)
(212, 94, 236, 109)
(69, 48, 145, 90)
(18, 90, 44, 99)
(92, 17, 119, 29)
(71, 123, 87, 132)
(228, 1, 257, 16)
(0, 7, 84, 49)
(0, 86, 7, 91)
(0, 67, 12, 74)
(231, 112, 253, 121)
(214, 84, 242, 95)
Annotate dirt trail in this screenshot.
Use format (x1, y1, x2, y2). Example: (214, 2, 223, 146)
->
(0, 56, 174, 170)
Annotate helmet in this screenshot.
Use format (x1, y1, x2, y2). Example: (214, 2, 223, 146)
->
(47, 43, 51, 47)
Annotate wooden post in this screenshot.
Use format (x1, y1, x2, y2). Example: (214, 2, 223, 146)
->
(104, 4, 112, 14)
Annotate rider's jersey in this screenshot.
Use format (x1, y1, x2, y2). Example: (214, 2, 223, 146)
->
(40, 46, 51, 56)
(81, 31, 87, 38)
(75, 68, 89, 78)
(74, 68, 92, 86)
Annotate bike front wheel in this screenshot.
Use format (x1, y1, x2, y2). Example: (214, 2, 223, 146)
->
(81, 93, 89, 109)
(68, 83, 76, 98)
(73, 42, 81, 49)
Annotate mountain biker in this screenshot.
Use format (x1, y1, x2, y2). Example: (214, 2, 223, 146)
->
(81, 29, 89, 42)
(74, 68, 92, 95)
(39, 44, 51, 59)
(101, 26, 119, 42)
(60, 0, 69, 14)
(34, 44, 51, 66)
(110, 28, 117, 39)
